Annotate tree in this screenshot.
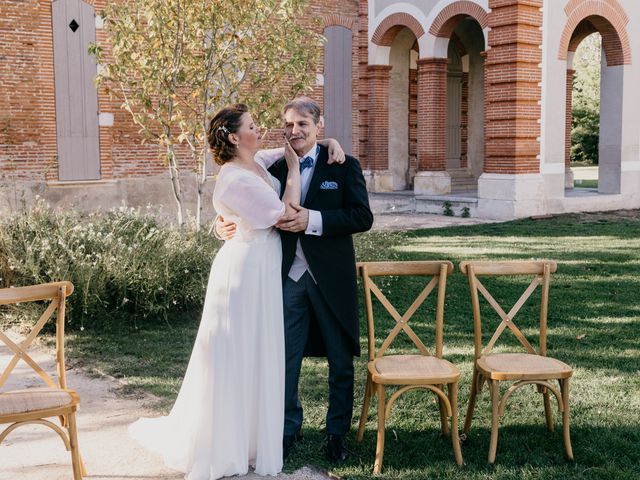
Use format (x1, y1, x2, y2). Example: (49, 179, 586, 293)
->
(571, 33, 601, 165)
(90, 0, 322, 231)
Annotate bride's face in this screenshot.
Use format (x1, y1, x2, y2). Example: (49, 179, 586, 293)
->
(235, 112, 262, 153)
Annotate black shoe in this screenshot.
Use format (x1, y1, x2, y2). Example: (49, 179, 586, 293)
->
(326, 434, 349, 462)
(283, 429, 303, 461)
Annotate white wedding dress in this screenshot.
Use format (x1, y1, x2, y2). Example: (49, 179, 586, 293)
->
(130, 160, 286, 479)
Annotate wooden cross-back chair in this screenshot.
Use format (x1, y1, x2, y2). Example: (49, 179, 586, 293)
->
(459, 260, 573, 464)
(356, 261, 462, 473)
(0, 281, 85, 479)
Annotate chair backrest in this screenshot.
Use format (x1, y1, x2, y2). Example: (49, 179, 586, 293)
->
(357, 261, 454, 362)
(459, 261, 557, 359)
(0, 281, 74, 391)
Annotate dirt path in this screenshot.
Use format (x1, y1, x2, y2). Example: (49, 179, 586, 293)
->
(0, 332, 331, 480)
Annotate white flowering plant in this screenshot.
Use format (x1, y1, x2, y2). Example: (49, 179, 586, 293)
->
(0, 201, 220, 330)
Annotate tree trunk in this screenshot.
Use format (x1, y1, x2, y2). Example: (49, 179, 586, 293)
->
(195, 154, 206, 232)
(167, 146, 185, 232)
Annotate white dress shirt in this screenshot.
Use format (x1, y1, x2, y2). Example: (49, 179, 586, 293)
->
(288, 144, 323, 282)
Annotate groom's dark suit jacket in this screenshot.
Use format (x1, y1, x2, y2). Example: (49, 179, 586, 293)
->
(269, 145, 373, 357)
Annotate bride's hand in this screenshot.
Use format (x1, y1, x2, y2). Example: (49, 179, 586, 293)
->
(317, 138, 345, 164)
(326, 138, 345, 165)
(284, 136, 299, 171)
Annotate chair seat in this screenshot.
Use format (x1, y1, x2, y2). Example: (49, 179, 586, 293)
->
(477, 353, 573, 381)
(0, 387, 77, 416)
(370, 354, 460, 384)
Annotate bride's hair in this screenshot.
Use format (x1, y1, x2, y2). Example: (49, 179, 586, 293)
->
(207, 104, 248, 165)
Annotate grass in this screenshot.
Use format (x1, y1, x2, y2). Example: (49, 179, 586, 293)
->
(63, 210, 640, 479)
(574, 179, 598, 189)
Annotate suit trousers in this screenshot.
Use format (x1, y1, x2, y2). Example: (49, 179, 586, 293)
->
(283, 271, 354, 437)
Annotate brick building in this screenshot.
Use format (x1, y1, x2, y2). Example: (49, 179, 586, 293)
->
(1, 0, 639, 219)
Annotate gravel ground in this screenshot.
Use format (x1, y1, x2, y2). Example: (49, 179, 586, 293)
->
(0, 332, 335, 480)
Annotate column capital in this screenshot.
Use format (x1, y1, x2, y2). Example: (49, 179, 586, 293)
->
(367, 64, 393, 73)
(416, 57, 449, 67)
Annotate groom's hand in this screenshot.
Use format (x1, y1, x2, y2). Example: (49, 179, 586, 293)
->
(276, 204, 309, 232)
(214, 215, 236, 240)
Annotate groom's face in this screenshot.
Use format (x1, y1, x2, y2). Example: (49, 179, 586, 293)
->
(283, 108, 321, 157)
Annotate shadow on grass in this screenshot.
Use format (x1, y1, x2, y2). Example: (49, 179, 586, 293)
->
(284, 424, 640, 480)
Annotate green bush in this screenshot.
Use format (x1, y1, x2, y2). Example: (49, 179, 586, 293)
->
(0, 202, 407, 331)
(0, 201, 220, 330)
(571, 106, 599, 164)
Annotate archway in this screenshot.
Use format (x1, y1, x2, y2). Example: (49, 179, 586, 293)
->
(411, 1, 488, 196)
(367, 12, 425, 191)
(444, 18, 485, 191)
(563, 15, 627, 195)
(388, 28, 419, 190)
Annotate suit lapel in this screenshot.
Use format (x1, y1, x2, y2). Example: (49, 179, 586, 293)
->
(269, 158, 288, 199)
(304, 145, 328, 206)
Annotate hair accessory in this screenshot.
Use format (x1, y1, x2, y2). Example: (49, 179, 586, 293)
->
(217, 125, 230, 134)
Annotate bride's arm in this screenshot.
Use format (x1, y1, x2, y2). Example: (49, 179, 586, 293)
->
(281, 140, 301, 216)
(254, 148, 284, 170)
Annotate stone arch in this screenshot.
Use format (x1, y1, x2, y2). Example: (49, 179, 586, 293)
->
(321, 13, 356, 31)
(559, 0, 631, 66)
(371, 12, 425, 47)
(428, 0, 489, 38)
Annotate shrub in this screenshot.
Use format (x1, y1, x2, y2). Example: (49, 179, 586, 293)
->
(0, 200, 220, 330)
(0, 202, 407, 331)
(442, 201, 454, 217)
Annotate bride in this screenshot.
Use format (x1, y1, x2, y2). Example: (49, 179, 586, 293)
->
(130, 103, 343, 479)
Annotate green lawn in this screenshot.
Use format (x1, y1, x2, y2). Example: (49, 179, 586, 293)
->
(65, 210, 640, 479)
(574, 179, 598, 189)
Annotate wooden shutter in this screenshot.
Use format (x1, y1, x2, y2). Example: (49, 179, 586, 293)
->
(52, 0, 100, 181)
(323, 26, 353, 155)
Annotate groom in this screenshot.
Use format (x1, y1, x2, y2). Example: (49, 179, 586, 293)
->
(217, 97, 373, 462)
(272, 97, 373, 462)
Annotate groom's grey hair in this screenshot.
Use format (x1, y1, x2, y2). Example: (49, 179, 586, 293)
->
(283, 96, 321, 125)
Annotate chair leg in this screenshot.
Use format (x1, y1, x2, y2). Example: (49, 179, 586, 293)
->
(357, 374, 373, 442)
(373, 383, 386, 474)
(438, 384, 449, 436)
(79, 452, 88, 477)
(67, 412, 83, 480)
(463, 366, 480, 436)
(561, 379, 574, 461)
(543, 386, 554, 432)
(448, 382, 463, 466)
(488, 380, 500, 464)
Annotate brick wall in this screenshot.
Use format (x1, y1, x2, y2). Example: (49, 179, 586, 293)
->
(461, 71, 469, 169)
(0, 1, 57, 181)
(417, 58, 448, 172)
(0, 0, 360, 184)
(260, 1, 361, 157)
(357, 0, 369, 168)
(408, 67, 417, 166)
(365, 65, 392, 171)
(565, 69, 575, 170)
(484, 0, 543, 174)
